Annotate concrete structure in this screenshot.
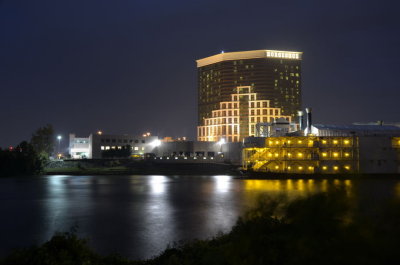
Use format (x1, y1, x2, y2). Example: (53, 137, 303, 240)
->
(197, 49, 302, 130)
(69, 133, 158, 159)
(153, 140, 242, 165)
(309, 124, 400, 137)
(197, 86, 291, 142)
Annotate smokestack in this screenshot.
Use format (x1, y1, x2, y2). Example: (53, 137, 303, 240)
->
(305, 108, 312, 135)
(297, 110, 304, 131)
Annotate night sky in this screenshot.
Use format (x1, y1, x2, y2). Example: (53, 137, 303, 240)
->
(1, 0, 399, 148)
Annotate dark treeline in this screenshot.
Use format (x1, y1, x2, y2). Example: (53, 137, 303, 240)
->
(2, 189, 400, 265)
(0, 124, 53, 177)
(0, 141, 44, 177)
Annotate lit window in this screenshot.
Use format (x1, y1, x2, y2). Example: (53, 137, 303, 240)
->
(287, 166, 291, 170)
(322, 152, 327, 157)
(287, 153, 292, 157)
(344, 153, 350, 157)
(333, 166, 339, 170)
(308, 166, 313, 170)
(333, 140, 338, 144)
(105, 146, 110, 150)
(287, 140, 291, 144)
(268, 153, 272, 157)
(101, 146, 105, 150)
(297, 153, 303, 157)
(344, 140, 350, 145)
(322, 166, 327, 170)
(322, 140, 327, 144)
(333, 152, 339, 157)
(275, 141, 279, 144)
(344, 166, 350, 170)
(141, 147, 145, 151)
(298, 140, 302, 144)
(298, 166, 303, 170)
(275, 166, 279, 169)
(274, 153, 279, 157)
(134, 147, 139, 151)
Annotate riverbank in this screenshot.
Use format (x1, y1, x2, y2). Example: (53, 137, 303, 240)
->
(45, 159, 240, 175)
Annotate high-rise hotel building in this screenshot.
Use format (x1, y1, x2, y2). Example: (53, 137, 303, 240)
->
(197, 50, 302, 142)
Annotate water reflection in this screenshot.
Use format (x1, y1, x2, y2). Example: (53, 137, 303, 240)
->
(1, 175, 400, 259)
(148, 175, 168, 195)
(213, 175, 231, 193)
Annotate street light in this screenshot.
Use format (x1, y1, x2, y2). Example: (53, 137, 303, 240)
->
(57, 135, 62, 158)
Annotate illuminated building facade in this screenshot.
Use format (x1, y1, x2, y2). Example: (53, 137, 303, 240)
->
(243, 136, 400, 174)
(197, 50, 302, 129)
(69, 133, 158, 159)
(197, 86, 291, 142)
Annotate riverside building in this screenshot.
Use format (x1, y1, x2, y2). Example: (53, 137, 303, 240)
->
(197, 86, 292, 142)
(197, 49, 302, 142)
(69, 133, 158, 159)
(242, 125, 400, 174)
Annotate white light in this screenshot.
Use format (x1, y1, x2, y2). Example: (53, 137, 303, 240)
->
(217, 138, 225, 145)
(150, 139, 161, 147)
(57, 135, 62, 140)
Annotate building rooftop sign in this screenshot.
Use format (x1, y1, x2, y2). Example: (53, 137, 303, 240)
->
(196, 49, 303, 67)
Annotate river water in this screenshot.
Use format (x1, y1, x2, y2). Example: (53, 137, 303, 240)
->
(0, 175, 399, 259)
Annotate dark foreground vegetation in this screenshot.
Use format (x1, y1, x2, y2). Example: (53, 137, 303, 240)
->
(2, 189, 400, 265)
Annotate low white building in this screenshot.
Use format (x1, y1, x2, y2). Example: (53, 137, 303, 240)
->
(69, 133, 159, 159)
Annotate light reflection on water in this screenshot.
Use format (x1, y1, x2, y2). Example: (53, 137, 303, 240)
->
(0, 175, 399, 259)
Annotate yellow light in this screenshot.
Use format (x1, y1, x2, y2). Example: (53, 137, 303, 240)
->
(333, 166, 339, 170)
(275, 141, 279, 144)
(322, 166, 327, 170)
(298, 166, 303, 170)
(333, 152, 339, 157)
(333, 140, 338, 144)
(287, 153, 292, 157)
(274, 153, 279, 157)
(308, 140, 313, 144)
(269, 140, 273, 145)
(97, 130, 102, 135)
(275, 165, 279, 169)
(298, 140, 302, 144)
(297, 152, 303, 157)
(308, 166, 313, 170)
(287, 140, 291, 144)
(287, 166, 291, 170)
(344, 153, 350, 157)
(344, 166, 350, 170)
(268, 153, 272, 157)
(344, 140, 350, 145)
(322, 140, 327, 144)
(322, 152, 327, 157)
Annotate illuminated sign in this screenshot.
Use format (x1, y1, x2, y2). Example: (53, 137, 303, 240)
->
(266, 51, 300, 59)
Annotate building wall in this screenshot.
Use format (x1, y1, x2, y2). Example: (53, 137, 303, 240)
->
(197, 50, 302, 125)
(69, 134, 91, 158)
(358, 136, 398, 174)
(243, 136, 400, 174)
(197, 86, 291, 142)
(91, 134, 158, 159)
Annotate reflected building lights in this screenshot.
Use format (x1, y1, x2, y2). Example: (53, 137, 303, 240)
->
(149, 175, 167, 195)
(214, 175, 231, 193)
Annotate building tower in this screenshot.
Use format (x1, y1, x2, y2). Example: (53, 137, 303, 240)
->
(197, 49, 302, 141)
